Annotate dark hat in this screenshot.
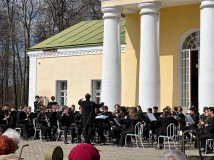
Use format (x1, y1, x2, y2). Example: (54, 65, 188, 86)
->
(68, 143, 100, 160)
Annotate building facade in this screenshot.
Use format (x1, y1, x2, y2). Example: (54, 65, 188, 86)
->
(28, 0, 214, 113)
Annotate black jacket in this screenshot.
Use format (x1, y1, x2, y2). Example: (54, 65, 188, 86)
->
(191, 113, 199, 128)
(36, 112, 48, 127)
(16, 111, 28, 124)
(157, 116, 178, 135)
(78, 99, 104, 125)
(59, 114, 71, 127)
(49, 112, 57, 126)
(121, 116, 140, 133)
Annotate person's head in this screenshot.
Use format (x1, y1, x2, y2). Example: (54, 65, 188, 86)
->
(71, 105, 75, 111)
(203, 106, 208, 113)
(35, 95, 40, 101)
(136, 105, 142, 113)
(129, 107, 139, 120)
(178, 106, 183, 113)
(147, 108, 152, 113)
(102, 106, 108, 112)
(114, 104, 120, 112)
(51, 105, 57, 112)
(189, 107, 195, 114)
(27, 106, 31, 113)
(160, 150, 187, 160)
(40, 105, 46, 112)
(79, 107, 82, 114)
(85, 93, 91, 100)
(21, 105, 27, 112)
(2, 103, 9, 111)
(2, 129, 20, 146)
(10, 107, 16, 111)
(69, 143, 100, 160)
(51, 96, 55, 101)
(62, 106, 69, 114)
(174, 106, 178, 112)
(163, 110, 171, 117)
(0, 136, 17, 155)
(153, 106, 158, 113)
(209, 107, 214, 116)
(119, 107, 126, 114)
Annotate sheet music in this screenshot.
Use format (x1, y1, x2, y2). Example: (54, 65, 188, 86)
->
(95, 115, 108, 119)
(147, 113, 157, 121)
(185, 114, 195, 125)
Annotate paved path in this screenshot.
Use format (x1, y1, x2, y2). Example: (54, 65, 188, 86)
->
(16, 140, 213, 160)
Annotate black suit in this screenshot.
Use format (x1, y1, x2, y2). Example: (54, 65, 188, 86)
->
(200, 116, 214, 149)
(78, 99, 104, 144)
(0, 111, 8, 131)
(16, 111, 29, 139)
(36, 112, 51, 139)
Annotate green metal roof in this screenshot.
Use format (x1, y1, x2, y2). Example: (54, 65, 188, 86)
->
(28, 18, 126, 51)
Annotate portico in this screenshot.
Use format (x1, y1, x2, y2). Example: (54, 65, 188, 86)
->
(101, 0, 214, 113)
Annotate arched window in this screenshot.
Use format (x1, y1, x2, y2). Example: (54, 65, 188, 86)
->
(180, 30, 200, 108)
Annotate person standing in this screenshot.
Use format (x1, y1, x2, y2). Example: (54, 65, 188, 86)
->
(78, 93, 104, 144)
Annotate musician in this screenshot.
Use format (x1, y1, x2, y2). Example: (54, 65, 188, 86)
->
(118, 107, 141, 146)
(74, 106, 83, 143)
(200, 107, 214, 154)
(153, 106, 160, 119)
(36, 106, 51, 141)
(174, 106, 186, 130)
(111, 106, 127, 144)
(59, 106, 75, 144)
(47, 96, 57, 109)
(188, 107, 199, 129)
(48, 105, 58, 140)
(26, 106, 34, 136)
(156, 110, 178, 149)
(96, 106, 112, 143)
(198, 107, 210, 131)
(16, 105, 29, 140)
(78, 93, 104, 144)
(0, 107, 8, 132)
(34, 95, 42, 112)
(112, 104, 120, 116)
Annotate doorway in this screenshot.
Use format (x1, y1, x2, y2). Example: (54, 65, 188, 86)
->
(190, 50, 198, 109)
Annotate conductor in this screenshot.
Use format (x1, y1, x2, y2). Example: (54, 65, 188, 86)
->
(78, 93, 104, 144)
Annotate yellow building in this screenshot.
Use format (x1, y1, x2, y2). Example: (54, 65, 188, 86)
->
(28, 0, 214, 113)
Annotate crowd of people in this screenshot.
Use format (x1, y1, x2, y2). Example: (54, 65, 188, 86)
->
(0, 93, 214, 155)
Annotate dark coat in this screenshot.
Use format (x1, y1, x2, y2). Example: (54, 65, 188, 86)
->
(121, 116, 141, 134)
(191, 113, 199, 128)
(36, 112, 48, 127)
(157, 116, 178, 135)
(59, 114, 71, 127)
(16, 111, 28, 124)
(78, 99, 104, 125)
(49, 112, 57, 126)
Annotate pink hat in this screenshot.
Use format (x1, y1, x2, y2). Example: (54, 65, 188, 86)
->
(68, 143, 100, 160)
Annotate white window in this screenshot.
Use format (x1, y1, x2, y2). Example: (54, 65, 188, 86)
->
(56, 80, 67, 106)
(91, 80, 101, 104)
(180, 30, 200, 108)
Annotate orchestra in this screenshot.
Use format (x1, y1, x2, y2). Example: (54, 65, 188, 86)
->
(0, 95, 214, 154)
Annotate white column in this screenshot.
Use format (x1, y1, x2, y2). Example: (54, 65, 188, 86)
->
(101, 7, 121, 111)
(199, 0, 214, 113)
(138, 2, 160, 111)
(28, 55, 37, 111)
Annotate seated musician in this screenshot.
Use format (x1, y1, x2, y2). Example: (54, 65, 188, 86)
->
(48, 105, 58, 141)
(0, 106, 8, 132)
(111, 106, 127, 144)
(200, 107, 214, 154)
(26, 106, 35, 136)
(16, 105, 30, 140)
(153, 106, 160, 120)
(173, 106, 185, 130)
(47, 96, 57, 110)
(198, 107, 210, 131)
(74, 106, 83, 143)
(118, 107, 141, 146)
(136, 105, 145, 123)
(95, 106, 112, 143)
(36, 106, 51, 141)
(112, 104, 121, 116)
(156, 109, 178, 149)
(59, 106, 75, 144)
